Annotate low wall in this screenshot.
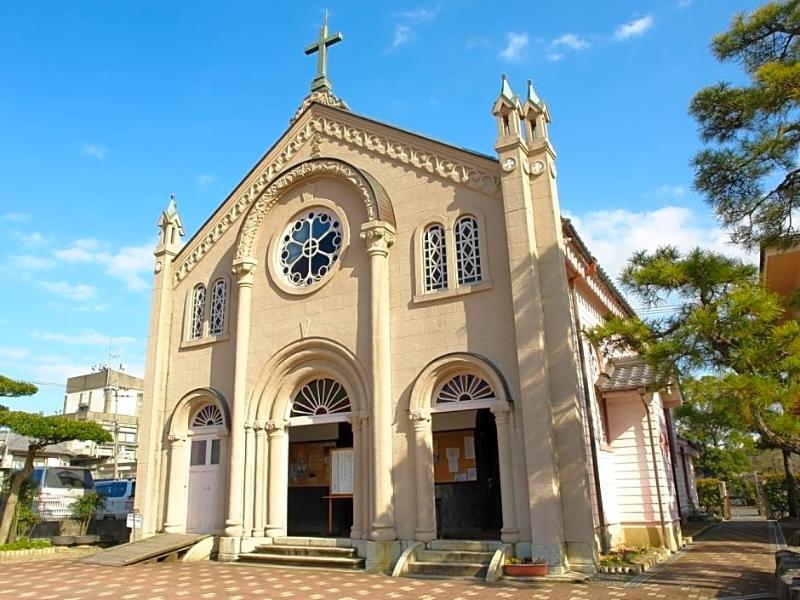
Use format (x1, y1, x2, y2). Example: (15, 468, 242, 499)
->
(776, 549, 800, 600)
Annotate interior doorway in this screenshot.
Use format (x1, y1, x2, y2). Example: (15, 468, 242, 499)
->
(433, 408, 502, 539)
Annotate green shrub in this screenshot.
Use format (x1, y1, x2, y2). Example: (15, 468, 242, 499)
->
(70, 492, 105, 535)
(696, 478, 724, 517)
(763, 473, 789, 516)
(0, 537, 51, 552)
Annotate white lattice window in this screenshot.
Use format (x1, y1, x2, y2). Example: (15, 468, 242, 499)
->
(436, 373, 495, 404)
(190, 284, 206, 340)
(192, 404, 223, 427)
(209, 279, 227, 336)
(454, 216, 482, 285)
(423, 224, 448, 292)
(291, 378, 351, 417)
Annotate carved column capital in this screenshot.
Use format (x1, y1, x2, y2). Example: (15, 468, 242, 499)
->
(252, 421, 264, 433)
(409, 409, 432, 432)
(266, 419, 289, 436)
(167, 432, 188, 446)
(346, 411, 369, 429)
(490, 402, 512, 423)
(232, 257, 259, 286)
(360, 221, 396, 257)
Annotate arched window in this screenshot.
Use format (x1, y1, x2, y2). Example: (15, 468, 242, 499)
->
(454, 216, 482, 285)
(192, 404, 224, 428)
(190, 284, 206, 340)
(436, 373, 495, 404)
(209, 279, 227, 336)
(422, 224, 448, 292)
(290, 378, 351, 417)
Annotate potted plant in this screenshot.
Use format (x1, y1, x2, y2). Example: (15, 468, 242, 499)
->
(70, 492, 105, 545)
(503, 556, 548, 577)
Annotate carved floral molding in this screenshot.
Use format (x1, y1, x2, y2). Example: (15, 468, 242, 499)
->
(173, 110, 501, 285)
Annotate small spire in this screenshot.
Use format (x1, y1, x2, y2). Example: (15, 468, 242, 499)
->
(526, 79, 543, 107)
(165, 193, 178, 216)
(500, 74, 514, 101)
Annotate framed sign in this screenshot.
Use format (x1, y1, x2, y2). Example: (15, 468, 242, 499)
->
(330, 448, 353, 495)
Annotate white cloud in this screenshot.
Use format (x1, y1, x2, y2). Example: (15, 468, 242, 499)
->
(0, 346, 30, 360)
(10, 255, 55, 270)
(614, 15, 654, 40)
(54, 238, 107, 263)
(3, 212, 30, 222)
(38, 281, 97, 301)
(25, 362, 94, 386)
(547, 51, 564, 62)
(392, 24, 412, 48)
(14, 232, 48, 247)
(393, 7, 438, 22)
(32, 330, 136, 346)
(645, 185, 687, 199)
(104, 243, 153, 291)
(551, 33, 589, 51)
(677, 0, 692, 7)
(197, 173, 216, 187)
(82, 143, 109, 159)
(500, 32, 529, 61)
(565, 205, 754, 282)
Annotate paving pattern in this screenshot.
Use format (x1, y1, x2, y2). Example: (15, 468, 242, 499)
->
(0, 519, 777, 600)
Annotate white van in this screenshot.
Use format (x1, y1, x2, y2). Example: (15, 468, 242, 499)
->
(95, 479, 135, 520)
(29, 466, 95, 520)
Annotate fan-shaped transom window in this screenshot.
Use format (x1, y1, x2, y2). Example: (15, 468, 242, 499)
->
(278, 209, 343, 288)
(436, 373, 495, 405)
(422, 224, 448, 292)
(454, 216, 482, 285)
(190, 284, 206, 340)
(209, 279, 227, 336)
(192, 404, 224, 428)
(291, 378, 351, 417)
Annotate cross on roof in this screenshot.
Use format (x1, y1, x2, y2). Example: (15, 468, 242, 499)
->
(304, 11, 343, 92)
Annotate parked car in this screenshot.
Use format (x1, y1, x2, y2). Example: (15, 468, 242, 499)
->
(95, 479, 135, 520)
(29, 466, 95, 520)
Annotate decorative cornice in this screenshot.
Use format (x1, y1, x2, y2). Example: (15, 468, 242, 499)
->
(235, 159, 379, 261)
(291, 89, 350, 124)
(172, 112, 501, 285)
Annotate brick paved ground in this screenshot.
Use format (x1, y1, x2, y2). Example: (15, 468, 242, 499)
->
(0, 519, 777, 600)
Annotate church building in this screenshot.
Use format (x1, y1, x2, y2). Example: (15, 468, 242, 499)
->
(135, 21, 688, 574)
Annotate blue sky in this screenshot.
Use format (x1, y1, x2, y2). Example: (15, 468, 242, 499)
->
(0, 0, 760, 413)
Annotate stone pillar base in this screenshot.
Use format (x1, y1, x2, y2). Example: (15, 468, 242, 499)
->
(564, 541, 598, 574)
(217, 536, 241, 562)
(365, 540, 402, 574)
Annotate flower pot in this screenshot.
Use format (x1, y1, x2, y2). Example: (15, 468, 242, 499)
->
(73, 535, 99, 546)
(51, 536, 75, 546)
(504, 563, 548, 577)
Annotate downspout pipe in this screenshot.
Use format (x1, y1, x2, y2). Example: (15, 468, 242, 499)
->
(640, 389, 669, 550)
(568, 273, 609, 554)
(664, 408, 683, 521)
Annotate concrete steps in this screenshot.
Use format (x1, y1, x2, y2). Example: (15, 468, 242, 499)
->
(237, 538, 364, 571)
(405, 540, 499, 579)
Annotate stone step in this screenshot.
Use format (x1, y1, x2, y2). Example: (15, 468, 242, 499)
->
(415, 549, 494, 564)
(254, 544, 358, 558)
(428, 540, 503, 552)
(238, 552, 365, 570)
(407, 560, 488, 578)
(272, 536, 351, 548)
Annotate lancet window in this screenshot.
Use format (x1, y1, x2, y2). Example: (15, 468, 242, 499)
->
(209, 279, 227, 336)
(190, 284, 206, 340)
(454, 216, 482, 285)
(422, 224, 448, 292)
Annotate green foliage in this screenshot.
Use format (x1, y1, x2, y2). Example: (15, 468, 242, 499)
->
(0, 411, 111, 447)
(0, 376, 37, 398)
(588, 247, 800, 454)
(600, 547, 652, 567)
(696, 478, 725, 517)
(763, 473, 791, 514)
(691, 0, 800, 247)
(15, 480, 41, 538)
(70, 492, 105, 535)
(0, 537, 51, 552)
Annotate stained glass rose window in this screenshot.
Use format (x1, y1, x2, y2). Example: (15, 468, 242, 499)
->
(278, 209, 343, 287)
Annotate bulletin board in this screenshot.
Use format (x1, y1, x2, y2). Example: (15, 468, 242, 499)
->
(288, 441, 336, 487)
(433, 429, 478, 483)
(330, 448, 354, 495)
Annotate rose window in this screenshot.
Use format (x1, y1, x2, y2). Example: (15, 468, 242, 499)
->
(278, 209, 343, 287)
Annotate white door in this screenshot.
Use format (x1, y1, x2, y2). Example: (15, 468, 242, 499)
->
(186, 435, 220, 533)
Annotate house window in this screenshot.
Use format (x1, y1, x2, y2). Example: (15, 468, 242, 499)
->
(454, 216, 482, 285)
(422, 224, 448, 292)
(209, 279, 227, 336)
(190, 284, 206, 340)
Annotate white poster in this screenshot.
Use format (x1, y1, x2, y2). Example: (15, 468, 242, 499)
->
(330, 448, 353, 495)
(467, 467, 478, 481)
(464, 436, 475, 460)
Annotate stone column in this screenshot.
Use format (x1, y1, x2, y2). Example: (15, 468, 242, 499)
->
(163, 433, 188, 534)
(265, 419, 289, 538)
(243, 422, 255, 537)
(491, 403, 520, 543)
(224, 257, 258, 538)
(360, 221, 397, 542)
(252, 422, 267, 537)
(346, 413, 365, 540)
(409, 409, 435, 542)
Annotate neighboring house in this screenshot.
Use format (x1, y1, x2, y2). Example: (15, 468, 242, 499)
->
(135, 26, 688, 574)
(0, 431, 88, 471)
(61, 368, 144, 480)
